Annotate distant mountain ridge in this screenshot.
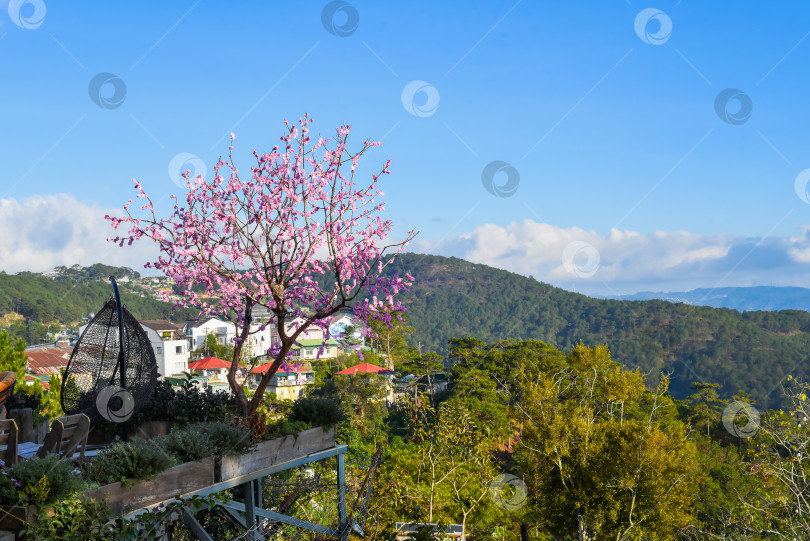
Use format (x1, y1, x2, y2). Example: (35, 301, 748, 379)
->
(380, 254, 810, 408)
(604, 286, 810, 312)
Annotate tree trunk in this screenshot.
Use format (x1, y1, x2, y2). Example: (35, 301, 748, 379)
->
(520, 523, 529, 541)
(226, 302, 254, 418)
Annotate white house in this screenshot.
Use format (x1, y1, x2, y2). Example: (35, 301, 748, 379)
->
(139, 320, 190, 377)
(184, 317, 236, 352)
(329, 312, 364, 346)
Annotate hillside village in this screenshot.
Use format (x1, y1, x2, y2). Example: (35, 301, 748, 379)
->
(25, 307, 394, 400)
(17, 265, 408, 404)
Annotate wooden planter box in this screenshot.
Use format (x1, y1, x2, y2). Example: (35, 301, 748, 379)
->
(83, 456, 216, 515)
(218, 426, 335, 481)
(80, 426, 335, 516)
(0, 504, 53, 534)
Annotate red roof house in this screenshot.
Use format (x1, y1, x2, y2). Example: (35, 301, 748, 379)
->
(188, 357, 231, 370)
(335, 363, 395, 375)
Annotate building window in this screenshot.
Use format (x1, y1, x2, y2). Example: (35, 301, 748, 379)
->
(176, 345, 183, 354)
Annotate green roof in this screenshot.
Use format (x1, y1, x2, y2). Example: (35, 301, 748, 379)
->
(291, 338, 339, 350)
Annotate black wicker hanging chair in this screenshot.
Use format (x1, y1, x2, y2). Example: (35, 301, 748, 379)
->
(61, 277, 158, 425)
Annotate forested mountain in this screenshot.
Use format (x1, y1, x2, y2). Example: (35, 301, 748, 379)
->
(384, 253, 810, 407)
(0, 272, 198, 326)
(606, 285, 810, 312)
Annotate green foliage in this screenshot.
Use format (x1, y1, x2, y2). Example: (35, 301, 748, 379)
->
(87, 438, 175, 485)
(197, 332, 235, 361)
(0, 331, 53, 423)
(18, 497, 117, 540)
(89, 422, 256, 486)
(193, 422, 255, 456)
(515, 344, 701, 540)
(19, 493, 229, 541)
(380, 253, 810, 408)
(289, 396, 345, 427)
(264, 418, 312, 439)
(8, 456, 84, 506)
(0, 270, 197, 333)
(157, 427, 214, 463)
(0, 329, 27, 380)
(127, 380, 237, 428)
(314, 372, 390, 462)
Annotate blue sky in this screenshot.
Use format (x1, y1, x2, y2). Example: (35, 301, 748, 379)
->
(2, 0, 810, 295)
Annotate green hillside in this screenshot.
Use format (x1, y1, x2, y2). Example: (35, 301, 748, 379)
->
(384, 253, 810, 407)
(0, 272, 199, 340)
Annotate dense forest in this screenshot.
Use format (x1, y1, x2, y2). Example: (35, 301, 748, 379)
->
(382, 254, 810, 407)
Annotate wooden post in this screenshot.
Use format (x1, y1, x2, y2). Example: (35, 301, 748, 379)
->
(8, 409, 34, 443)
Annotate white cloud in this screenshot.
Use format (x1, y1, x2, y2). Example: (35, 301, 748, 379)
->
(0, 194, 159, 274)
(417, 219, 810, 295)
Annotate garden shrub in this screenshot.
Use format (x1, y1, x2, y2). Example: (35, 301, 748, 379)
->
(156, 427, 214, 463)
(87, 438, 174, 485)
(196, 422, 255, 456)
(289, 396, 345, 427)
(18, 496, 117, 540)
(264, 418, 312, 439)
(8, 456, 84, 506)
(125, 380, 238, 429)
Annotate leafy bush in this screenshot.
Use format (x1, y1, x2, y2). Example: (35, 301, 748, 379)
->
(264, 418, 312, 439)
(6, 388, 43, 415)
(125, 380, 238, 428)
(18, 497, 117, 540)
(289, 396, 345, 427)
(18, 493, 229, 541)
(196, 422, 255, 456)
(87, 438, 174, 485)
(0, 466, 21, 505)
(156, 427, 214, 463)
(8, 456, 84, 506)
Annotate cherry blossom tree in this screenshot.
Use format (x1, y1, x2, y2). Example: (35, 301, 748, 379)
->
(108, 114, 417, 419)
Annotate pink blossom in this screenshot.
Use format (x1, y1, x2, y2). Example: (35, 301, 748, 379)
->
(105, 115, 418, 412)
